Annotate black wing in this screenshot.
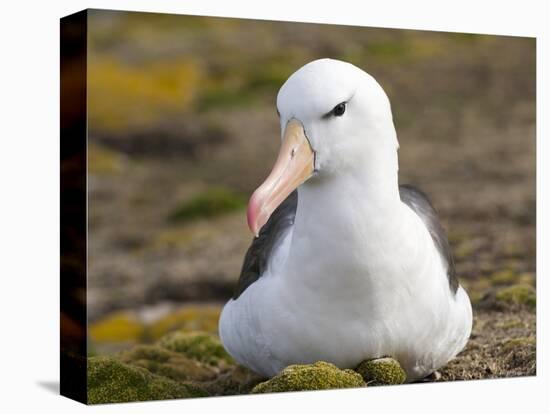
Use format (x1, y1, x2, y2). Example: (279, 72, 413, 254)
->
(232, 191, 298, 300)
(399, 184, 459, 294)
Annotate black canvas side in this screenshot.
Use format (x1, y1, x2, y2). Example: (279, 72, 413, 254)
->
(60, 9, 88, 405)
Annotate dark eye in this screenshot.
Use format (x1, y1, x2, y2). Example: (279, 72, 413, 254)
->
(332, 102, 346, 117)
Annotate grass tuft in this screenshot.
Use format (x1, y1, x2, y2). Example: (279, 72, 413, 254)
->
(167, 187, 246, 223)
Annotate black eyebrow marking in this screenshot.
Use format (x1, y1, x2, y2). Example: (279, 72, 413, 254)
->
(321, 91, 356, 120)
(321, 107, 337, 120)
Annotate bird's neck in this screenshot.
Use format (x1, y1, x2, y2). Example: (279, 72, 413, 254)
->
(283, 158, 414, 289)
(296, 156, 402, 238)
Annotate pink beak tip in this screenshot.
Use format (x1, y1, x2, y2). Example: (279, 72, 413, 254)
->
(246, 192, 261, 237)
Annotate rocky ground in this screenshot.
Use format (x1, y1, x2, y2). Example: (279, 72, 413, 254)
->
(85, 11, 536, 402)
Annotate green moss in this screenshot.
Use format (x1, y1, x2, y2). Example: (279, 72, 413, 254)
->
(87, 356, 208, 404)
(251, 361, 365, 394)
(500, 336, 536, 354)
(490, 269, 519, 285)
(452, 33, 483, 43)
(157, 331, 234, 367)
(495, 320, 524, 330)
(366, 40, 409, 61)
(355, 357, 407, 386)
(495, 284, 536, 310)
(196, 64, 291, 112)
(197, 89, 255, 112)
(503, 243, 524, 258)
(246, 64, 292, 93)
(167, 188, 246, 223)
(118, 345, 217, 382)
(468, 290, 484, 306)
(454, 241, 475, 259)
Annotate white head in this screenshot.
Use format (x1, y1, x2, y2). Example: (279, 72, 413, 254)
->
(247, 58, 400, 236)
(277, 58, 398, 176)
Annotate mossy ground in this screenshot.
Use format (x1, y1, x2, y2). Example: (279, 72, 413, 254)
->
(87, 331, 265, 403)
(88, 287, 537, 402)
(251, 362, 365, 393)
(87, 356, 208, 404)
(87, 289, 536, 403)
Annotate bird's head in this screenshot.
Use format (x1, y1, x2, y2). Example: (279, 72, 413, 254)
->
(247, 58, 399, 236)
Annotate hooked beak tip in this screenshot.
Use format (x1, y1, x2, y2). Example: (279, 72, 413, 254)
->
(246, 191, 262, 237)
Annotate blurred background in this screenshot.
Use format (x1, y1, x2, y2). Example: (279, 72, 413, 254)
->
(87, 10, 535, 377)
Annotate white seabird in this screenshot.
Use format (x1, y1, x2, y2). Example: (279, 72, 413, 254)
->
(219, 58, 472, 381)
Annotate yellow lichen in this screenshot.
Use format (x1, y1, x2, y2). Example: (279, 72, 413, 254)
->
(88, 56, 199, 132)
(148, 306, 221, 339)
(89, 312, 145, 343)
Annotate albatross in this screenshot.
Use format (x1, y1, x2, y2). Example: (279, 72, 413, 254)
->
(219, 58, 472, 381)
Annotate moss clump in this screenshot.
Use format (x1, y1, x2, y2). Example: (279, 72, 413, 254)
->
(251, 361, 365, 394)
(355, 358, 407, 386)
(87, 356, 208, 404)
(118, 345, 217, 382)
(495, 284, 536, 310)
(167, 188, 246, 223)
(157, 331, 233, 367)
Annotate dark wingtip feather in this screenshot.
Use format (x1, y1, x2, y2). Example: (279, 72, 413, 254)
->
(399, 184, 459, 295)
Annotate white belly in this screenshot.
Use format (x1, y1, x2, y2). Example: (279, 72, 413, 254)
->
(219, 270, 472, 380)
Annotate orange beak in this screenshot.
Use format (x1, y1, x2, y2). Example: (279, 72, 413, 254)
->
(247, 119, 315, 237)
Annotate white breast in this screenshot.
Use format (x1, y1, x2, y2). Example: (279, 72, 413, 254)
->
(219, 196, 472, 380)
